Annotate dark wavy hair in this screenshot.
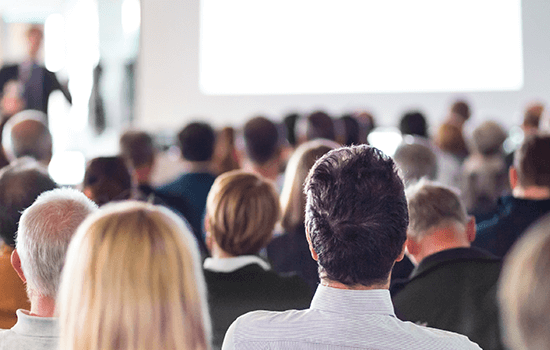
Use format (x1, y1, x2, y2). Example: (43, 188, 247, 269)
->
(304, 145, 408, 286)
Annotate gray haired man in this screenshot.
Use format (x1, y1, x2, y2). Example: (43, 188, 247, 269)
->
(0, 188, 97, 350)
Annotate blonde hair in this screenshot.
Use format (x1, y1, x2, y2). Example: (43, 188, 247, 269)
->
(279, 140, 339, 233)
(206, 170, 279, 256)
(57, 201, 210, 350)
(499, 214, 550, 350)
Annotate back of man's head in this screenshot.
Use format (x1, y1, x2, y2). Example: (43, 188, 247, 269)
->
(304, 145, 408, 286)
(2, 110, 53, 164)
(16, 188, 97, 298)
(406, 180, 469, 241)
(243, 116, 280, 165)
(119, 130, 155, 169)
(472, 121, 507, 156)
(178, 122, 215, 162)
(305, 111, 335, 141)
(451, 100, 471, 122)
(399, 111, 428, 138)
(515, 135, 550, 189)
(0, 158, 57, 247)
(393, 141, 437, 185)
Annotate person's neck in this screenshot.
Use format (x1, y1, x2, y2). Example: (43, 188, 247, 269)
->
(320, 278, 389, 290)
(183, 160, 212, 174)
(513, 185, 550, 200)
(243, 159, 279, 182)
(411, 227, 470, 265)
(29, 293, 56, 318)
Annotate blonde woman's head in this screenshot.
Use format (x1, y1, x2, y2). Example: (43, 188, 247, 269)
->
(279, 140, 339, 233)
(57, 201, 210, 350)
(206, 170, 280, 256)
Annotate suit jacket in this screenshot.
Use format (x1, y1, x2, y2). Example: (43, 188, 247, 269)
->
(474, 195, 550, 257)
(391, 247, 503, 350)
(0, 63, 71, 114)
(204, 261, 312, 350)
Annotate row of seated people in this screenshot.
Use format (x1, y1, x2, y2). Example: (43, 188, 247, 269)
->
(0, 101, 549, 349)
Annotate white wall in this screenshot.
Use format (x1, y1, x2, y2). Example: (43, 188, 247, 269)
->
(137, 0, 550, 132)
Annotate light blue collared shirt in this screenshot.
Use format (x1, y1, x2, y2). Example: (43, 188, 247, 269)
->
(222, 284, 482, 350)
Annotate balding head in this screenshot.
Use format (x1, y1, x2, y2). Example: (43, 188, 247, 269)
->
(3, 110, 52, 164)
(16, 188, 98, 298)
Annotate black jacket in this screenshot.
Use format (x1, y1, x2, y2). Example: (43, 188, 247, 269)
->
(391, 247, 503, 350)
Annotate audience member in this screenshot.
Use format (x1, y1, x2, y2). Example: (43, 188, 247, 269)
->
(521, 102, 543, 137)
(297, 111, 336, 144)
(0, 188, 96, 349)
(338, 115, 360, 146)
(498, 213, 550, 350)
(222, 145, 481, 349)
(119, 130, 157, 195)
(267, 139, 338, 292)
(157, 121, 217, 243)
(82, 156, 134, 206)
(0, 25, 71, 115)
(472, 121, 508, 157)
(392, 180, 503, 350)
(282, 112, 300, 147)
(204, 170, 311, 349)
(354, 111, 376, 144)
(2, 110, 52, 165)
(212, 127, 239, 176)
(449, 99, 472, 129)
(474, 135, 550, 257)
(399, 111, 428, 138)
(240, 116, 283, 184)
(0, 158, 57, 328)
(435, 122, 469, 162)
(57, 201, 211, 350)
(393, 140, 437, 186)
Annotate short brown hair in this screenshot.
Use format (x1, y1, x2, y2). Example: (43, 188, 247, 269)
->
(206, 170, 280, 256)
(515, 135, 550, 188)
(451, 100, 471, 121)
(119, 130, 155, 168)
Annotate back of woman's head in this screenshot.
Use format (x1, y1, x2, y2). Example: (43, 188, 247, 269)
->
(57, 201, 210, 350)
(206, 170, 280, 256)
(83, 156, 133, 206)
(279, 140, 339, 233)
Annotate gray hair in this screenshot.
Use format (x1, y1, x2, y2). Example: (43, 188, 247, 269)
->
(16, 187, 98, 298)
(499, 213, 550, 350)
(394, 140, 437, 186)
(0, 158, 57, 247)
(2, 110, 52, 163)
(405, 179, 468, 239)
(472, 120, 507, 156)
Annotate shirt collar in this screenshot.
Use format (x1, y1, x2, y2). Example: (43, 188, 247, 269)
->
(310, 284, 396, 317)
(203, 255, 270, 273)
(12, 310, 58, 337)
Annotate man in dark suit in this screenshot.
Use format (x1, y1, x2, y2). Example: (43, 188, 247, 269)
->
(392, 180, 503, 350)
(0, 25, 71, 115)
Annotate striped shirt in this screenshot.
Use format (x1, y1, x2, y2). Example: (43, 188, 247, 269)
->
(222, 284, 482, 349)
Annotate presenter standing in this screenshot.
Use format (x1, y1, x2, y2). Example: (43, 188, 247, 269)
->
(0, 25, 72, 116)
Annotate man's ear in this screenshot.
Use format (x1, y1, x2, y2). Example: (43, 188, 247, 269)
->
(204, 217, 213, 253)
(396, 241, 406, 262)
(509, 166, 518, 189)
(466, 216, 476, 243)
(305, 227, 318, 261)
(11, 249, 26, 283)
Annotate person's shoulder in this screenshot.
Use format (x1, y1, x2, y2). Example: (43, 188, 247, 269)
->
(398, 321, 482, 349)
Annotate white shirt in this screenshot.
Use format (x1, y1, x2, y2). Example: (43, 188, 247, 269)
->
(222, 284, 481, 350)
(0, 310, 58, 350)
(203, 255, 271, 273)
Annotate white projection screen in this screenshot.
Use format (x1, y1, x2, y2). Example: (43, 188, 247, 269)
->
(200, 0, 523, 95)
(138, 0, 550, 130)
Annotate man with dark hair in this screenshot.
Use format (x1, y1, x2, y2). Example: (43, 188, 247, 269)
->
(0, 158, 57, 328)
(222, 145, 481, 349)
(240, 116, 282, 184)
(474, 135, 550, 257)
(399, 111, 428, 138)
(157, 122, 216, 250)
(297, 111, 336, 144)
(119, 130, 156, 193)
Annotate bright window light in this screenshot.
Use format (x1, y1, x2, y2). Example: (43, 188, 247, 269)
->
(122, 0, 141, 36)
(48, 151, 86, 185)
(368, 127, 403, 157)
(44, 13, 66, 72)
